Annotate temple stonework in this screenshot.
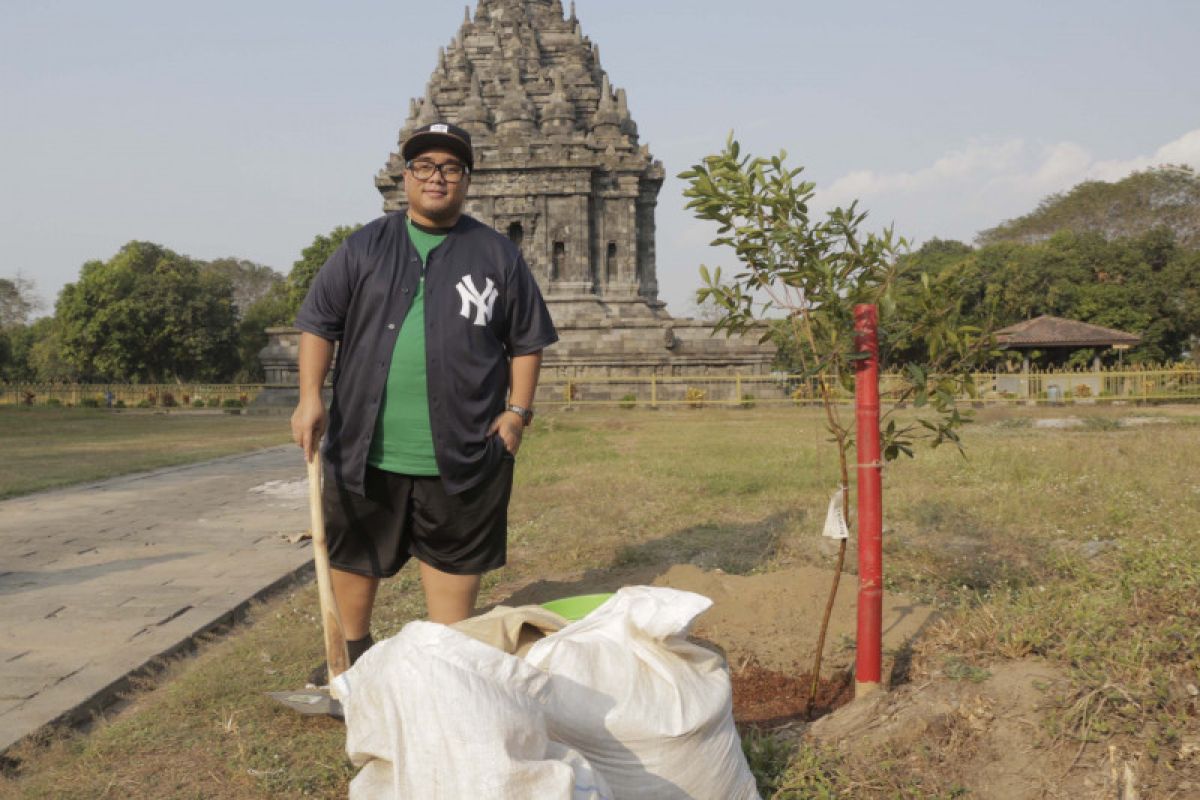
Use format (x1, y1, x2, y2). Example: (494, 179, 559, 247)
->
(378, 0, 665, 324)
(260, 0, 771, 398)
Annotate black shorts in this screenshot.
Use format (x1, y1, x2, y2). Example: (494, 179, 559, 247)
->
(322, 457, 513, 578)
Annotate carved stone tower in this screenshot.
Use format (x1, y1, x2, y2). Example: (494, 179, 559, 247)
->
(256, 0, 773, 399)
(375, 0, 667, 325)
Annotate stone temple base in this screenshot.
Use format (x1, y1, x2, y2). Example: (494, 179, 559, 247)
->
(256, 300, 774, 410)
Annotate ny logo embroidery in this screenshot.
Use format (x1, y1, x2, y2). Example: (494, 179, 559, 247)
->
(456, 275, 499, 326)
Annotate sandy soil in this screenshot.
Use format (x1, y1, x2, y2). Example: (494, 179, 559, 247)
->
(651, 566, 1195, 798)
(651, 563, 933, 676)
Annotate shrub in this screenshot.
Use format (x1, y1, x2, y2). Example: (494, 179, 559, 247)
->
(222, 398, 243, 409)
(80, 397, 101, 408)
(114, 399, 126, 409)
(192, 399, 205, 408)
(207, 398, 221, 408)
(45, 398, 62, 407)
(136, 399, 152, 409)
(739, 393, 756, 409)
(619, 393, 637, 409)
(685, 386, 706, 408)
(161, 392, 177, 408)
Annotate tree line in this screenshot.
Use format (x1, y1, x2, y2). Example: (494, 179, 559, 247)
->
(771, 167, 1200, 371)
(885, 226, 1200, 367)
(3, 166, 1199, 384)
(0, 227, 358, 384)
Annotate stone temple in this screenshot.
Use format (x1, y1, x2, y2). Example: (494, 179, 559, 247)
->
(261, 0, 772, 397)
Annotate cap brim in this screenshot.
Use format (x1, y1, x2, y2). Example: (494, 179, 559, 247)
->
(402, 132, 474, 170)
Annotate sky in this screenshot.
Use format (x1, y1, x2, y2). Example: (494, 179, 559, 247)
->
(3, 0, 1199, 318)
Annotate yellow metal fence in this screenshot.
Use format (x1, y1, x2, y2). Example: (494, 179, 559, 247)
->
(2, 368, 1196, 409)
(536, 366, 1200, 408)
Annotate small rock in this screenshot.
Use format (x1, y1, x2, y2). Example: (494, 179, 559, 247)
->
(1181, 736, 1200, 761)
(1080, 540, 1115, 559)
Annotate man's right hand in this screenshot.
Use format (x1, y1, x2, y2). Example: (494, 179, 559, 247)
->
(291, 395, 327, 462)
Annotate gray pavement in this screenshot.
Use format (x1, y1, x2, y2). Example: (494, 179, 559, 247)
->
(0, 446, 314, 755)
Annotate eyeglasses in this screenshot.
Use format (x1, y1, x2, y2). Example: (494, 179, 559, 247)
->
(405, 159, 469, 183)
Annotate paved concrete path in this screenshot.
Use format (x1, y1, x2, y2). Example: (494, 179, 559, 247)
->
(0, 446, 313, 755)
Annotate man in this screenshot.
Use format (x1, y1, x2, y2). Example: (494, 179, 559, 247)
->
(290, 122, 557, 681)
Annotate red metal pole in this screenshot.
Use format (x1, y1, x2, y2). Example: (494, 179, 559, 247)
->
(854, 304, 883, 697)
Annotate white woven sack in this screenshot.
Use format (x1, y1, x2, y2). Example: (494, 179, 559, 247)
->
(526, 587, 761, 800)
(334, 622, 612, 800)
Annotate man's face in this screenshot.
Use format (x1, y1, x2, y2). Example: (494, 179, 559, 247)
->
(403, 147, 470, 227)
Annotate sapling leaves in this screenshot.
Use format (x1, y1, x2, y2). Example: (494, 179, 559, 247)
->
(680, 134, 996, 467)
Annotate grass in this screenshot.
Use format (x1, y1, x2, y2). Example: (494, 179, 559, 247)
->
(0, 407, 292, 499)
(2, 405, 1199, 797)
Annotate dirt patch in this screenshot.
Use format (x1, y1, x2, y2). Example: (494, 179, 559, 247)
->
(731, 663, 854, 726)
(652, 563, 933, 676)
(804, 659, 1142, 800)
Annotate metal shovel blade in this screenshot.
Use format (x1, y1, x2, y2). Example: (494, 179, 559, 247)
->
(266, 689, 344, 719)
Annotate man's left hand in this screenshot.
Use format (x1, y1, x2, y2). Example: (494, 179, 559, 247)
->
(489, 411, 524, 455)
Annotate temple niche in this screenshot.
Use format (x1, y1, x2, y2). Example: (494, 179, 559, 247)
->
(260, 0, 772, 397)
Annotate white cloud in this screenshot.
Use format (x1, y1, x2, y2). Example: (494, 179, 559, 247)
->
(820, 138, 1026, 206)
(1088, 128, 1200, 181)
(811, 128, 1200, 244)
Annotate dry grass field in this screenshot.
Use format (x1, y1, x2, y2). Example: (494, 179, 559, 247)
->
(1, 404, 1198, 798)
(0, 408, 291, 500)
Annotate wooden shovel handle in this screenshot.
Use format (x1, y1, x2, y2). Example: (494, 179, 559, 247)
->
(307, 455, 351, 680)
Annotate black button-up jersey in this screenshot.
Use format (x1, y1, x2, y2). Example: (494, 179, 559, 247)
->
(295, 213, 558, 495)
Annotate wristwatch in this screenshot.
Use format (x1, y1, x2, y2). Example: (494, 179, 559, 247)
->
(505, 403, 534, 427)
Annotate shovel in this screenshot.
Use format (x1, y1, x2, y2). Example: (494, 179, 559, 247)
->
(267, 452, 351, 718)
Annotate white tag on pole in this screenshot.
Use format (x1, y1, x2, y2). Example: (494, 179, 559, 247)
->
(822, 488, 850, 540)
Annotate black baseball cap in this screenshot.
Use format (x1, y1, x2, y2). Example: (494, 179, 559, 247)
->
(401, 122, 474, 171)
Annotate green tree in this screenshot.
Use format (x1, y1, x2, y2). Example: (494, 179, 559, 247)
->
(0, 275, 40, 328)
(201, 258, 284, 319)
(223, 225, 361, 380)
(234, 284, 293, 381)
(1, 322, 40, 382)
(285, 225, 361, 316)
(0, 276, 42, 382)
(200, 257, 287, 381)
(0, 329, 10, 380)
(897, 228, 1200, 365)
(25, 318, 75, 382)
(54, 241, 239, 382)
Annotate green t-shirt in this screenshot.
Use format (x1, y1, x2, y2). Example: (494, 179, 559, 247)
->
(366, 218, 449, 475)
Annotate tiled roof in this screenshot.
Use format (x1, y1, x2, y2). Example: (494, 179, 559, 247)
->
(995, 315, 1141, 348)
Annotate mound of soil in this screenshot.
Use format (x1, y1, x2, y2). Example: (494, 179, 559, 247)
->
(731, 663, 854, 726)
(652, 563, 933, 676)
(805, 659, 1150, 800)
(647, 564, 931, 729)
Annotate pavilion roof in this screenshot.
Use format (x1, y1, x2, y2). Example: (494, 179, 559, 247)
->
(995, 315, 1141, 349)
